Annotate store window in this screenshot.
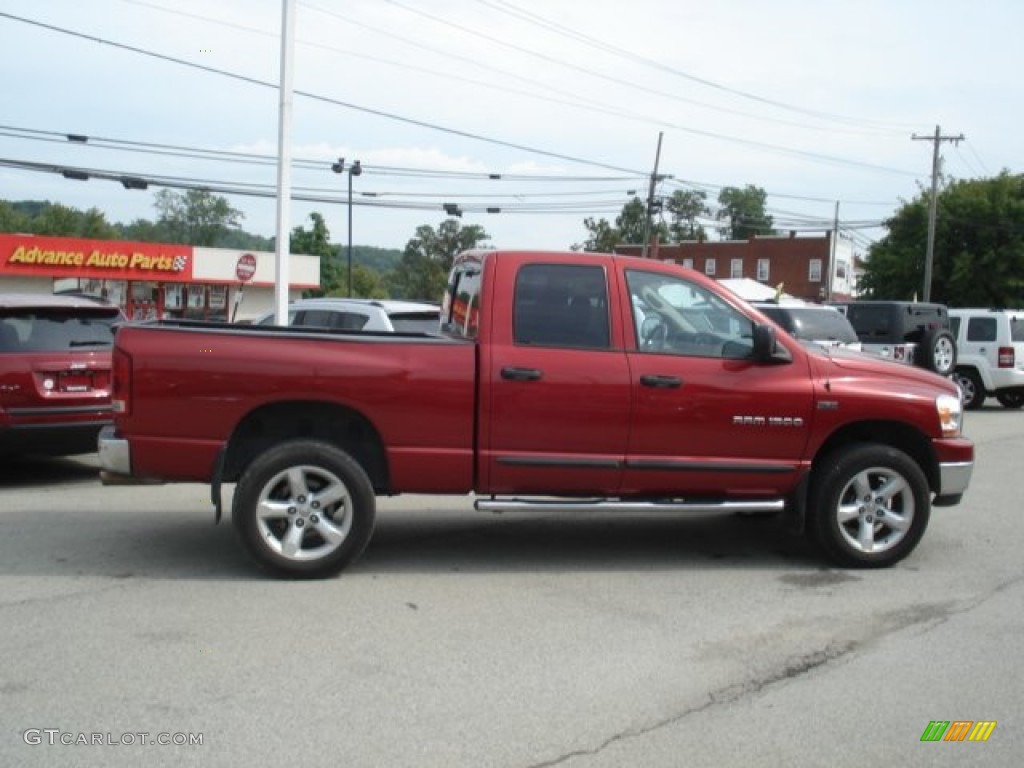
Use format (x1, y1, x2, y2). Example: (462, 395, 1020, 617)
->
(131, 282, 159, 320)
(208, 285, 228, 321)
(809, 259, 822, 282)
(164, 283, 184, 315)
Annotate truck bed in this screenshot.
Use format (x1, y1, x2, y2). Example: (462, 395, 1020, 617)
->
(112, 320, 478, 492)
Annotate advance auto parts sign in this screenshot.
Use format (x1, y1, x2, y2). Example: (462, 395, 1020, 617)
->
(0, 234, 193, 281)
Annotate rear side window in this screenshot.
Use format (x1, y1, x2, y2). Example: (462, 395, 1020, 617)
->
(967, 317, 997, 342)
(0, 310, 118, 353)
(1012, 316, 1024, 342)
(329, 312, 370, 331)
(513, 264, 610, 349)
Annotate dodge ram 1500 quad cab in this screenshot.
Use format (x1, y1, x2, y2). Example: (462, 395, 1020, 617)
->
(98, 250, 973, 578)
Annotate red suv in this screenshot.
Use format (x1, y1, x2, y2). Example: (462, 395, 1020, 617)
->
(0, 294, 121, 457)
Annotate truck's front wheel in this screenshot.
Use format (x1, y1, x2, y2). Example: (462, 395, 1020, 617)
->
(232, 440, 376, 578)
(808, 444, 930, 568)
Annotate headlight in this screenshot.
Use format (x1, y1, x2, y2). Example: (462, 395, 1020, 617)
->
(937, 393, 962, 437)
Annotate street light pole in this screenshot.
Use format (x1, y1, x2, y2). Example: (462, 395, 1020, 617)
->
(332, 157, 362, 297)
(346, 160, 362, 297)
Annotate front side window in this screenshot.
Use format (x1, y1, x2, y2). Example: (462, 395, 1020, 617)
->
(626, 269, 753, 359)
(513, 264, 610, 350)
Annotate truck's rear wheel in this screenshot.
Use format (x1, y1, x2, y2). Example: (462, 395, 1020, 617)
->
(808, 444, 930, 568)
(232, 440, 376, 578)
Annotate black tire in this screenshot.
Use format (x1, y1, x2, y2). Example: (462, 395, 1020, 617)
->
(917, 329, 956, 376)
(808, 443, 930, 568)
(232, 440, 376, 578)
(954, 369, 986, 410)
(996, 389, 1024, 409)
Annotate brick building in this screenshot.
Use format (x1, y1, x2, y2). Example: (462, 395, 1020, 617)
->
(615, 231, 858, 303)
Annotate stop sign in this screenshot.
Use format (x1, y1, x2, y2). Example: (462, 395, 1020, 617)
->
(235, 253, 257, 282)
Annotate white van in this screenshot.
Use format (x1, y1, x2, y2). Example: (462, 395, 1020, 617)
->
(949, 308, 1024, 409)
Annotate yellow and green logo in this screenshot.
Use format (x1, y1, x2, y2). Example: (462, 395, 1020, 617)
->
(920, 721, 997, 742)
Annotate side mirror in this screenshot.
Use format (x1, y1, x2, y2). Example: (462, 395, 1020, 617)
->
(752, 322, 791, 363)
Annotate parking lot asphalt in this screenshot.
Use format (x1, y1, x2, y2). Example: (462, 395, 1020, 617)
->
(1, 407, 1021, 767)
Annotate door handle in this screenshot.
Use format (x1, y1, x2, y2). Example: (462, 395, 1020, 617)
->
(501, 367, 543, 381)
(640, 374, 682, 389)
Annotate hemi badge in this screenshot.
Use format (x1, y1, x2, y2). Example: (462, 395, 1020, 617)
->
(818, 400, 839, 410)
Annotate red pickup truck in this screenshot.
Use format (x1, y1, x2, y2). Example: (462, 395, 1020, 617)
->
(98, 249, 973, 578)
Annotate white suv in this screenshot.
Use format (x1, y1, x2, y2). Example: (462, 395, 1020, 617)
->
(252, 298, 441, 334)
(949, 308, 1024, 409)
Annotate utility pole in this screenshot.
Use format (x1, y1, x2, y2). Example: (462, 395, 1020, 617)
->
(641, 132, 664, 259)
(827, 200, 839, 302)
(912, 125, 964, 302)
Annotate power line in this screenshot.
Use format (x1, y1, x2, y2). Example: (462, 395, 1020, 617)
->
(1, 8, 922, 179)
(0, 156, 637, 216)
(0, 124, 646, 182)
(470, 0, 923, 133)
(0, 10, 647, 177)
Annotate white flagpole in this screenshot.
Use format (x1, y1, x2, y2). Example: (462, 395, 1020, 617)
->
(273, 0, 296, 324)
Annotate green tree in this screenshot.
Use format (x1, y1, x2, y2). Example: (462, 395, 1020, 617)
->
(348, 264, 388, 299)
(716, 185, 774, 240)
(389, 219, 490, 301)
(574, 198, 669, 251)
(289, 212, 344, 296)
(862, 171, 1024, 306)
(574, 216, 621, 252)
(617, 197, 661, 244)
(78, 207, 119, 239)
(665, 189, 709, 242)
(118, 217, 171, 242)
(30, 203, 82, 236)
(154, 188, 243, 246)
(0, 200, 30, 233)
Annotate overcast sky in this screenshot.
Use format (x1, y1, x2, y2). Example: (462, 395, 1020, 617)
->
(0, 0, 1019, 255)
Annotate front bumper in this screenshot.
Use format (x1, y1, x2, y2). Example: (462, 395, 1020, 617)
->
(934, 460, 973, 506)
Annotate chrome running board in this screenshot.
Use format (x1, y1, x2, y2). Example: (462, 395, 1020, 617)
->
(474, 497, 785, 515)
